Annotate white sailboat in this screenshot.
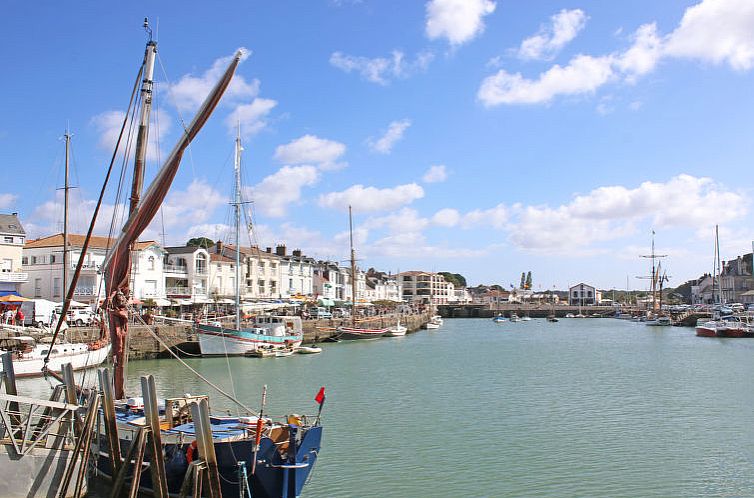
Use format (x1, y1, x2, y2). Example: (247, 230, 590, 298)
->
(196, 129, 303, 355)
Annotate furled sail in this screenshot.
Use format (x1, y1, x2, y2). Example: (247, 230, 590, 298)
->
(104, 51, 242, 398)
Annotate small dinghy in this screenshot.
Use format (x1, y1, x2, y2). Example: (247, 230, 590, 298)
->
(296, 345, 323, 354)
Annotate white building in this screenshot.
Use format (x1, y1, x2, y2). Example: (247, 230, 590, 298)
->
(398, 271, 454, 305)
(364, 271, 403, 302)
(277, 246, 315, 299)
(0, 213, 27, 296)
(313, 261, 351, 302)
(211, 242, 282, 300)
(163, 246, 210, 304)
(22, 234, 164, 306)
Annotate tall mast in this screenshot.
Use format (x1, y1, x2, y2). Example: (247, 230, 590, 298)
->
(349, 206, 357, 327)
(639, 230, 667, 312)
(234, 125, 242, 330)
(129, 30, 157, 215)
(62, 129, 71, 302)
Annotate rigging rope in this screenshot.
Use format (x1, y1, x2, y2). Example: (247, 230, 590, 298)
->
(130, 311, 256, 414)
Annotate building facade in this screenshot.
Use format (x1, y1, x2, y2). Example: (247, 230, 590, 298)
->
(568, 283, 600, 306)
(0, 213, 27, 295)
(398, 271, 454, 305)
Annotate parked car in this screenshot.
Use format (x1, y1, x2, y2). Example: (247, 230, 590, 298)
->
(332, 308, 350, 318)
(59, 307, 96, 326)
(314, 307, 332, 319)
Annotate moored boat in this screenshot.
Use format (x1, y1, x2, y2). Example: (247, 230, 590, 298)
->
(492, 314, 506, 323)
(0, 336, 111, 378)
(296, 345, 323, 354)
(385, 322, 408, 336)
(337, 326, 389, 340)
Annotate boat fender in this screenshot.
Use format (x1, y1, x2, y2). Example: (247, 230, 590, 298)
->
(185, 440, 198, 464)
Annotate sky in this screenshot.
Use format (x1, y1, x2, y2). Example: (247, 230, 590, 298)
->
(1, 0, 753, 291)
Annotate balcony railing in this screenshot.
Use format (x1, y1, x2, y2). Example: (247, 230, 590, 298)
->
(166, 286, 191, 296)
(164, 264, 188, 273)
(195, 266, 208, 275)
(74, 287, 96, 296)
(0, 271, 28, 283)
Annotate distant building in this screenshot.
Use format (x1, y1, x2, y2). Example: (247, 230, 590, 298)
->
(277, 246, 315, 299)
(568, 283, 600, 306)
(0, 213, 27, 296)
(398, 271, 454, 305)
(164, 245, 211, 304)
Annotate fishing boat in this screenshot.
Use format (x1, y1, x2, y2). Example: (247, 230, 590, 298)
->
(196, 129, 303, 355)
(335, 207, 388, 340)
(424, 320, 440, 330)
(385, 321, 408, 337)
(492, 314, 506, 323)
(58, 24, 323, 497)
(509, 313, 521, 322)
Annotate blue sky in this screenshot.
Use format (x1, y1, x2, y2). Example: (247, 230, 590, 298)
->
(1, 0, 753, 290)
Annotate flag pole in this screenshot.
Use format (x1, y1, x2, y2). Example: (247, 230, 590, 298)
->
(251, 385, 267, 475)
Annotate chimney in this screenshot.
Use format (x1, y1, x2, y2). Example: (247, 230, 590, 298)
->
(216, 240, 223, 254)
(292, 249, 302, 257)
(276, 244, 286, 256)
(266, 247, 272, 254)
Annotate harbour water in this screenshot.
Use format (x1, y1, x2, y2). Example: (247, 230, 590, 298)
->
(20, 318, 754, 496)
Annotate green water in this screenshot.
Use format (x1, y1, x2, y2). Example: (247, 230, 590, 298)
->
(22, 318, 754, 496)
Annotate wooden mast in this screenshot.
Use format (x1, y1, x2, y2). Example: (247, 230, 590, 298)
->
(234, 125, 242, 331)
(62, 129, 70, 305)
(349, 206, 357, 328)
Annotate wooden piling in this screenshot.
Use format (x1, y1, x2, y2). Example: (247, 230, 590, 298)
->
(141, 374, 169, 498)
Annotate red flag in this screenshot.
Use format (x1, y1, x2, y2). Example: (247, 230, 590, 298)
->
(314, 387, 326, 405)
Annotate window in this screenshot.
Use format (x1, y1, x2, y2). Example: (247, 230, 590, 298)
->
(22, 256, 28, 265)
(31, 256, 37, 264)
(148, 256, 155, 270)
(53, 277, 61, 297)
(34, 278, 42, 298)
(3, 236, 12, 243)
(0, 259, 11, 272)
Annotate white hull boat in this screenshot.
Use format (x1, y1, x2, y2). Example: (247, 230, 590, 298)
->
(0, 342, 111, 378)
(385, 324, 407, 337)
(197, 316, 303, 356)
(296, 345, 322, 354)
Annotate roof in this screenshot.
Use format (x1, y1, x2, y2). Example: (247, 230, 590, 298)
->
(216, 244, 280, 260)
(210, 253, 236, 263)
(0, 213, 25, 236)
(165, 245, 205, 254)
(25, 233, 158, 251)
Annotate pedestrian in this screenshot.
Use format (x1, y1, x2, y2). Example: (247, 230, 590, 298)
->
(16, 308, 24, 328)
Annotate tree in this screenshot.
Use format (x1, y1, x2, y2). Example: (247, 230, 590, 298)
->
(439, 272, 467, 288)
(525, 271, 532, 290)
(520, 272, 526, 289)
(187, 237, 214, 249)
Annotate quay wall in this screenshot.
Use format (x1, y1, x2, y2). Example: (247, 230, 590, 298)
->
(5, 312, 431, 360)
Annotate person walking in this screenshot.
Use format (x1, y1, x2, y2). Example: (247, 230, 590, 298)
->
(16, 308, 24, 328)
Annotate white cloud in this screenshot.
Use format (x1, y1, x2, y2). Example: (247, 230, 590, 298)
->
(274, 135, 346, 170)
(505, 174, 747, 252)
(480, 0, 754, 107)
(168, 48, 256, 112)
(225, 98, 278, 138)
(615, 23, 663, 82)
(330, 50, 434, 85)
(364, 208, 429, 234)
(247, 165, 319, 217)
(318, 183, 424, 212)
(517, 9, 587, 61)
(664, 0, 754, 71)
(91, 109, 172, 161)
(425, 0, 496, 46)
(422, 164, 448, 183)
(368, 119, 411, 154)
(432, 208, 460, 227)
(0, 193, 17, 209)
(461, 203, 509, 229)
(478, 54, 615, 106)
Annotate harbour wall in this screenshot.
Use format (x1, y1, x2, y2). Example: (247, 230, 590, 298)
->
(7, 312, 431, 360)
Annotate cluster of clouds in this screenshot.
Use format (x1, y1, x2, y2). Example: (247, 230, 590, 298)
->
(479, 0, 754, 106)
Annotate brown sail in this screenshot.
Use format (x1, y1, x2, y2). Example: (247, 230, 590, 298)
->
(103, 51, 243, 399)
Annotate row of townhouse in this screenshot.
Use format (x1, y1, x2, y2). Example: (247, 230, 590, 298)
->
(15, 230, 403, 306)
(691, 253, 754, 305)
